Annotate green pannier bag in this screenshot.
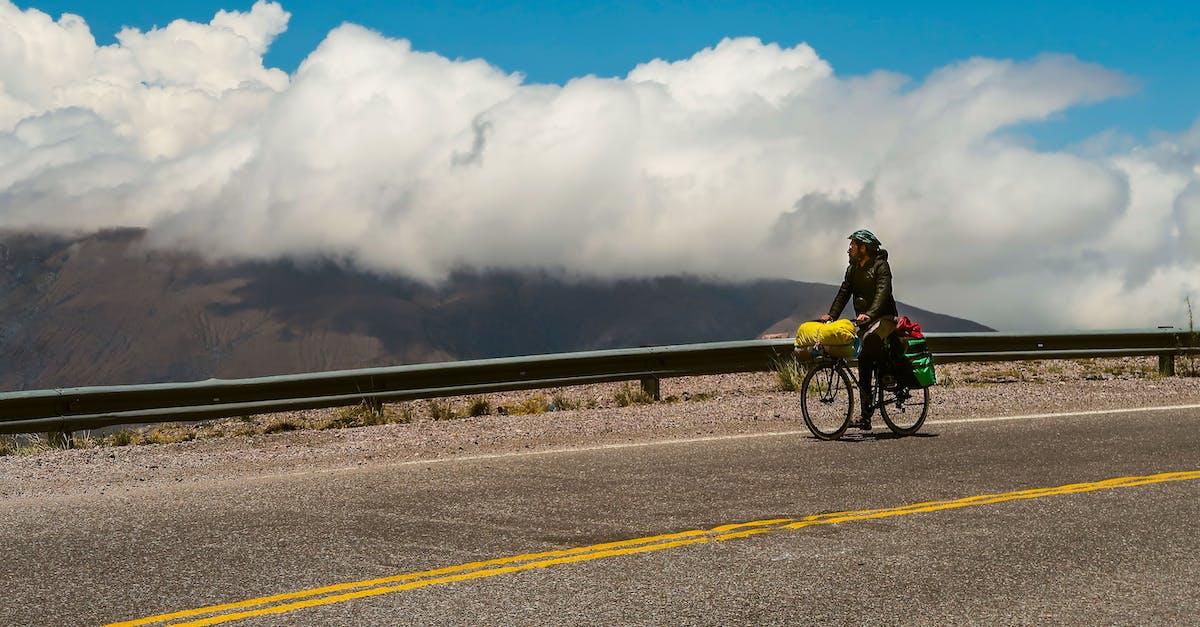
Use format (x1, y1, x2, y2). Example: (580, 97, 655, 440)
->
(901, 338, 936, 388)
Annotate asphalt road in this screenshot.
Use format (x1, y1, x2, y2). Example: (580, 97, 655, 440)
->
(3, 406, 1198, 626)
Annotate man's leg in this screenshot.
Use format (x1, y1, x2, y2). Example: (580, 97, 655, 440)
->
(854, 316, 896, 427)
(857, 333, 883, 421)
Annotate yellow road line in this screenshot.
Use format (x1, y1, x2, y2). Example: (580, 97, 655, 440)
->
(107, 470, 1200, 627)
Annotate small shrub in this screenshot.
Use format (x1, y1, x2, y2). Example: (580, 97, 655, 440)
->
(614, 384, 653, 407)
(263, 420, 302, 434)
(320, 402, 387, 429)
(41, 431, 75, 450)
(467, 397, 492, 417)
(197, 427, 226, 440)
(773, 357, 805, 392)
(318, 415, 354, 430)
(392, 404, 417, 424)
(550, 393, 581, 411)
(146, 426, 193, 445)
(362, 402, 390, 425)
(107, 430, 141, 447)
(15, 435, 54, 455)
(72, 431, 99, 449)
(0, 436, 16, 456)
(429, 400, 457, 421)
(358, 407, 389, 427)
(516, 394, 552, 415)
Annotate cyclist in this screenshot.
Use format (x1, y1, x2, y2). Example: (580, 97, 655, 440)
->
(819, 229, 898, 430)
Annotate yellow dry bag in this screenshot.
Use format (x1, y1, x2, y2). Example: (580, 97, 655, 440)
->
(794, 321, 824, 347)
(818, 319, 856, 346)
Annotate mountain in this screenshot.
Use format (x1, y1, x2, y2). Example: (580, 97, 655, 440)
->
(0, 229, 991, 390)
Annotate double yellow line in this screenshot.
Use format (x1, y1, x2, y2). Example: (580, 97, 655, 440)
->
(108, 470, 1200, 627)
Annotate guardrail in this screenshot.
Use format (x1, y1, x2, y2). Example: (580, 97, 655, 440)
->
(0, 327, 1195, 435)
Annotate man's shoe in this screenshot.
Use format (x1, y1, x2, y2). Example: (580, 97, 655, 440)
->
(849, 417, 872, 430)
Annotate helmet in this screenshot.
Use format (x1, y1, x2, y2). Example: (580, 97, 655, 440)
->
(848, 229, 881, 249)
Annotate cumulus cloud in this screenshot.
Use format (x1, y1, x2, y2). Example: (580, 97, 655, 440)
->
(1, 0, 1199, 330)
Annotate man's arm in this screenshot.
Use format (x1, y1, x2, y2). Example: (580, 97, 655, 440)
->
(825, 266, 853, 320)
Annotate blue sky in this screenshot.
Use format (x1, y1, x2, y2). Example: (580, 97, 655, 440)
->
(21, 0, 1200, 150)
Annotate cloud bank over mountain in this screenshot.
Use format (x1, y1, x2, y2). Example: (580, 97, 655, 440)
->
(1, 0, 1198, 330)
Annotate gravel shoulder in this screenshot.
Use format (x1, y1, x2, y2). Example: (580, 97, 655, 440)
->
(2, 358, 1198, 500)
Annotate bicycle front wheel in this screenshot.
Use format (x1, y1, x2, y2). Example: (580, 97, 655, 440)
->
(880, 386, 930, 435)
(801, 362, 853, 440)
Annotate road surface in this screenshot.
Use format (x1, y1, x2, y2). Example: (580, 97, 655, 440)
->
(2, 405, 1198, 625)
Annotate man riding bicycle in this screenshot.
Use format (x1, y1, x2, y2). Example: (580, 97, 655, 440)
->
(820, 229, 898, 430)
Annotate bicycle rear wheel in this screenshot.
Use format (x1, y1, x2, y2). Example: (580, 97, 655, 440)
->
(879, 386, 929, 435)
(801, 362, 853, 440)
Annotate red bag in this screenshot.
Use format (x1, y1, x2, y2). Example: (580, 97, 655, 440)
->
(896, 316, 924, 338)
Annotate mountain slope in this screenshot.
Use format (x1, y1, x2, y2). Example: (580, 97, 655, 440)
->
(0, 229, 991, 389)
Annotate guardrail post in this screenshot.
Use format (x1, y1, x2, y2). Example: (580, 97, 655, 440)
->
(640, 377, 661, 401)
(1159, 354, 1175, 377)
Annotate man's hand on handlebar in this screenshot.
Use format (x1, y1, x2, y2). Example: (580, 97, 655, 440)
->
(819, 314, 832, 323)
(855, 313, 871, 325)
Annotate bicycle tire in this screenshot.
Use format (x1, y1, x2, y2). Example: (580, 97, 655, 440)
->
(801, 361, 853, 440)
(879, 386, 929, 435)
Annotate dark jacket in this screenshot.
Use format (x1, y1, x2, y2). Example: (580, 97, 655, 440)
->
(828, 249, 898, 321)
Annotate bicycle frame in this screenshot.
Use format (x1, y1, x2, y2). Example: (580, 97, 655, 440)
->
(800, 346, 927, 439)
(820, 354, 901, 412)
(799, 324, 930, 439)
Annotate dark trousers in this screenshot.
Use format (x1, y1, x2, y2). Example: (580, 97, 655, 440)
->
(858, 333, 884, 416)
(858, 332, 906, 417)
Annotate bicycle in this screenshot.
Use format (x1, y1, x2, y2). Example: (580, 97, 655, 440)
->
(799, 334, 930, 440)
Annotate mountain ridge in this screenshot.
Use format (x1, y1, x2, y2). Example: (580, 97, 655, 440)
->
(0, 229, 991, 390)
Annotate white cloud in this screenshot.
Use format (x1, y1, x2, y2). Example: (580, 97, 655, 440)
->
(1, 1, 1198, 330)
(0, 0, 287, 158)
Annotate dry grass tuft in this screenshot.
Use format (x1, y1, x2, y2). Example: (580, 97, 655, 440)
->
(613, 384, 653, 407)
(428, 399, 458, 421)
(499, 393, 555, 415)
(263, 419, 302, 434)
(467, 397, 492, 417)
(550, 393, 590, 411)
(105, 430, 142, 447)
(145, 426, 195, 445)
(321, 402, 412, 429)
(773, 357, 806, 392)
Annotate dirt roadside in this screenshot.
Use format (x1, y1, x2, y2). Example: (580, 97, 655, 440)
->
(1, 358, 1197, 500)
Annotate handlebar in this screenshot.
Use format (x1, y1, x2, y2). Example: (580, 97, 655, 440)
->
(817, 317, 873, 329)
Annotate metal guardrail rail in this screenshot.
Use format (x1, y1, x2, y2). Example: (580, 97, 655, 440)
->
(0, 328, 1195, 435)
